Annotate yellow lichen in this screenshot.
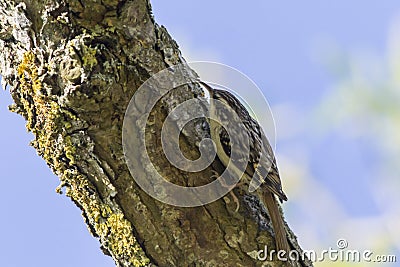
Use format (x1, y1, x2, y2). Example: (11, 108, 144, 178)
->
(82, 44, 98, 69)
(17, 51, 149, 266)
(17, 51, 42, 128)
(64, 171, 149, 266)
(64, 136, 76, 165)
(17, 52, 79, 170)
(17, 51, 41, 94)
(106, 213, 150, 266)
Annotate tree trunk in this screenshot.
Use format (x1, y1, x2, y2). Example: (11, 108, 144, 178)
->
(0, 1, 312, 266)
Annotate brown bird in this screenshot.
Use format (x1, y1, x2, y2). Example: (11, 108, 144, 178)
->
(199, 81, 290, 254)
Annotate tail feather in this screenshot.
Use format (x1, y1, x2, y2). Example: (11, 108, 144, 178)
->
(262, 191, 290, 254)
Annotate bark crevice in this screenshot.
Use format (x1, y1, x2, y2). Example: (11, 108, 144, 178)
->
(0, 1, 312, 266)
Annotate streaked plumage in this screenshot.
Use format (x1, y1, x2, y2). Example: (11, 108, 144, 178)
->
(200, 81, 290, 254)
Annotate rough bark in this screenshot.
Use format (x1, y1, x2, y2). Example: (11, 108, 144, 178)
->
(0, 1, 312, 266)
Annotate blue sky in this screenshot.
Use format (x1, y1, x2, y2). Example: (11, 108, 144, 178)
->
(1, 1, 399, 266)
